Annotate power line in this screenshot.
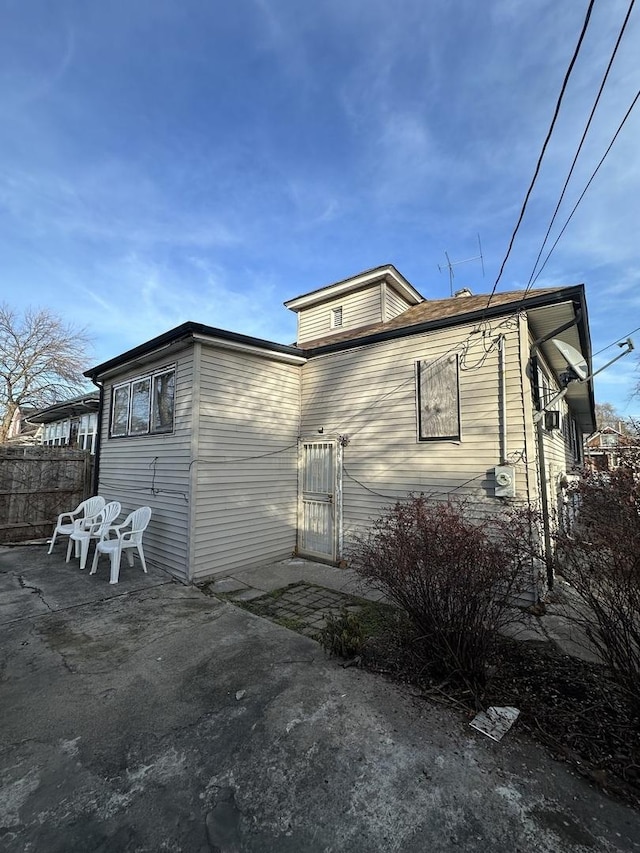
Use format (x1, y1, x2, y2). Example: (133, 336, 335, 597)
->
(486, 0, 596, 309)
(592, 325, 640, 358)
(529, 87, 640, 287)
(526, 0, 636, 290)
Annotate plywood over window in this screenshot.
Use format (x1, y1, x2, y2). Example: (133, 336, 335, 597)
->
(417, 355, 460, 441)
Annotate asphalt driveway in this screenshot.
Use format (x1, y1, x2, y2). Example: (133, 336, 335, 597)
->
(1, 544, 640, 852)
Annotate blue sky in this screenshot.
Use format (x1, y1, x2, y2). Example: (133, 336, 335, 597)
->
(1, 0, 639, 416)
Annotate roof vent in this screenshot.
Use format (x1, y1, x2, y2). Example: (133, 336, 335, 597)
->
(454, 288, 473, 298)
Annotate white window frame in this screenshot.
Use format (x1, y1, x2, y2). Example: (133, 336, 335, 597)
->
(43, 419, 70, 446)
(600, 433, 618, 448)
(331, 306, 343, 329)
(78, 413, 98, 454)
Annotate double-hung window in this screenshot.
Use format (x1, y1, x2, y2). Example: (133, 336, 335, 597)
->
(110, 367, 175, 438)
(78, 413, 98, 453)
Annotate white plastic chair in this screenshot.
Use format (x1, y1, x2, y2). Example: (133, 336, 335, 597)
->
(90, 506, 152, 584)
(48, 496, 106, 555)
(67, 501, 121, 570)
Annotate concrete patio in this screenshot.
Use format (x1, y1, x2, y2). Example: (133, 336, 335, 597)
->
(1, 543, 639, 852)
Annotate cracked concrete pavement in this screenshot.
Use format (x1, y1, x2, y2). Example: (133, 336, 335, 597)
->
(1, 544, 640, 852)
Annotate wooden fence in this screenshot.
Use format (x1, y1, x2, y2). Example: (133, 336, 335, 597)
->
(0, 446, 93, 543)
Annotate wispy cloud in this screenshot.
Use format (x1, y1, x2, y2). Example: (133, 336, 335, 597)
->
(73, 252, 296, 364)
(0, 20, 75, 113)
(0, 163, 241, 249)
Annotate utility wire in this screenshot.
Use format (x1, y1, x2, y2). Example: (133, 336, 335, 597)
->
(529, 87, 640, 287)
(486, 0, 596, 309)
(526, 0, 636, 291)
(592, 325, 640, 358)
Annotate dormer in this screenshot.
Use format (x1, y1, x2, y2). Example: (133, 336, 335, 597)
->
(284, 265, 424, 346)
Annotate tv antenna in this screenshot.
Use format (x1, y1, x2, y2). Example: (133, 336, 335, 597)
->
(438, 234, 485, 296)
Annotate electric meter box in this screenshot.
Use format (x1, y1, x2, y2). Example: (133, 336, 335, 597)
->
(494, 465, 516, 498)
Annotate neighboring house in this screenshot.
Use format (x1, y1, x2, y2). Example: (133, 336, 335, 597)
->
(28, 392, 101, 454)
(84, 265, 595, 601)
(584, 426, 640, 472)
(2, 406, 41, 446)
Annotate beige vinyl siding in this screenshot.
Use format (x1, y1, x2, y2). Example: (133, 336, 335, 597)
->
(300, 317, 530, 545)
(96, 350, 194, 581)
(192, 346, 301, 579)
(297, 284, 383, 344)
(385, 287, 412, 321)
(533, 349, 580, 523)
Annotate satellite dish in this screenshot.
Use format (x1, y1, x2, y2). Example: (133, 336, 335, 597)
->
(551, 339, 588, 381)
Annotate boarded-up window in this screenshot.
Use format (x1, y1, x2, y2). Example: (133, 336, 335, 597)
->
(417, 356, 460, 441)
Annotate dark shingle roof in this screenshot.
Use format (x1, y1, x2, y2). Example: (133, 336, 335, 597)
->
(299, 287, 565, 350)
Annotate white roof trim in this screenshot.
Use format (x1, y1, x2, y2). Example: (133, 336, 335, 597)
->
(192, 334, 307, 364)
(284, 266, 423, 312)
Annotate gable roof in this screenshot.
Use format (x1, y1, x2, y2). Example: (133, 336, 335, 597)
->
(284, 264, 423, 311)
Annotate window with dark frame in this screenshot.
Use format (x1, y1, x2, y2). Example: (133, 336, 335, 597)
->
(151, 370, 175, 433)
(111, 385, 130, 437)
(130, 377, 151, 434)
(110, 367, 175, 438)
(417, 355, 461, 441)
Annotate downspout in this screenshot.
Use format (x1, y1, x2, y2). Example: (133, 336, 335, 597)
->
(89, 377, 104, 496)
(498, 336, 507, 463)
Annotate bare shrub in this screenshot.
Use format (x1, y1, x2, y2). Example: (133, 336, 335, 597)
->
(348, 497, 535, 692)
(555, 467, 640, 714)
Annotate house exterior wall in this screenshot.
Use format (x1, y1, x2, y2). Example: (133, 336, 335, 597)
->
(384, 287, 413, 321)
(528, 342, 584, 529)
(299, 315, 530, 546)
(191, 345, 301, 579)
(96, 349, 193, 581)
(584, 428, 639, 471)
(296, 284, 382, 344)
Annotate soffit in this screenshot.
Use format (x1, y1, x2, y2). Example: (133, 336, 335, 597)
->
(527, 302, 594, 434)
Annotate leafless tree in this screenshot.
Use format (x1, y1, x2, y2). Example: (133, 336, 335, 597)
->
(0, 303, 91, 442)
(594, 401, 630, 433)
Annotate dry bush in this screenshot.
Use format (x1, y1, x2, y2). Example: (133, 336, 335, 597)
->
(348, 497, 536, 692)
(555, 467, 640, 715)
(318, 608, 365, 659)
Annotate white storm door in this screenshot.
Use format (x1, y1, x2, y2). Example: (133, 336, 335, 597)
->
(298, 440, 338, 561)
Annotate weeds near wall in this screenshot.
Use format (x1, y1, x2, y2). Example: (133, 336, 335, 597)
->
(555, 467, 640, 715)
(318, 608, 365, 659)
(348, 496, 536, 694)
